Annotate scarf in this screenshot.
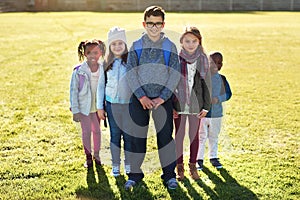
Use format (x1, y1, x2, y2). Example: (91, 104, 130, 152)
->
(177, 47, 210, 106)
(179, 46, 209, 79)
(179, 46, 202, 64)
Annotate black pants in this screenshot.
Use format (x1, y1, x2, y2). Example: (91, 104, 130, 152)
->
(128, 96, 176, 182)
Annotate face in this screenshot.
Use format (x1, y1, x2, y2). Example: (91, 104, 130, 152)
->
(181, 33, 199, 54)
(84, 44, 102, 64)
(143, 15, 164, 41)
(110, 40, 126, 58)
(210, 55, 223, 74)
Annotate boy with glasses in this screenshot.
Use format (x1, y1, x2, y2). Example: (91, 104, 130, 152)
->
(125, 5, 180, 190)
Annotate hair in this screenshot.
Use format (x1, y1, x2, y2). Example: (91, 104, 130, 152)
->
(143, 5, 165, 21)
(77, 39, 106, 62)
(104, 44, 128, 72)
(210, 52, 223, 71)
(210, 51, 223, 61)
(180, 26, 202, 46)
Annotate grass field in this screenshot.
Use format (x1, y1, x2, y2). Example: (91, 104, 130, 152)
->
(0, 11, 299, 200)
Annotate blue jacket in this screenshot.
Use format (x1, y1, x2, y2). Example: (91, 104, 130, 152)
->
(126, 33, 180, 101)
(206, 73, 232, 118)
(96, 58, 131, 110)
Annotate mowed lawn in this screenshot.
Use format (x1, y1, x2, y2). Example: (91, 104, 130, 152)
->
(0, 11, 299, 200)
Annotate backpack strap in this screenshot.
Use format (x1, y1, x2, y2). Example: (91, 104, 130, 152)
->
(162, 38, 172, 66)
(133, 39, 143, 65)
(73, 64, 85, 92)
(133, 38, 172, 66)
(73, 64, 81, 71)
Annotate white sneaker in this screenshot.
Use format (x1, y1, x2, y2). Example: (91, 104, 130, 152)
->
(111, 165, 120, 177)
(124, 165, 131, 174)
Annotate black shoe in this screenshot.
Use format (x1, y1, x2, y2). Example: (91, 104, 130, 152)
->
(210, 158, 223, 169)
(197, 159, 204, 170)
(84, 159, 93, 168)
(95, 159, 102, 166)
(84, 154, 93, 168)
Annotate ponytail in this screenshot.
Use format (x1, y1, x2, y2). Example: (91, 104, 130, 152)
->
(77, 39, 106, 62)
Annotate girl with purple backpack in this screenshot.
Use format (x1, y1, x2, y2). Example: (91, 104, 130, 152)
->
(70, 39, 106, 168)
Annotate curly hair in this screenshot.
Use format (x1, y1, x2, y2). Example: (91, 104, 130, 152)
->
(77, 39, 106, 62)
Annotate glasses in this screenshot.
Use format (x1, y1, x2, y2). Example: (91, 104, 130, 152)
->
(145, 22, 164, 28)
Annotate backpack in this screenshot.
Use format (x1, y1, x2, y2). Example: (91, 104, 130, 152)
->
(220, 75, 232, 101)
(73, 65, 85, 92)
(133, 37, 172, 66)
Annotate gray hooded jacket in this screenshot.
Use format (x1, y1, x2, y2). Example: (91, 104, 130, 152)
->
(126, 33, 180, 101)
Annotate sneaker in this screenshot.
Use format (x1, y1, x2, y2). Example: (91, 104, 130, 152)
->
(124, 165, 131, 175)
(210, 158, 223, 169)
(124, 180, 136, 190)
(166, 178, 178, 190)
(197, 159, 204, 170)
(111, 165, 120, 177)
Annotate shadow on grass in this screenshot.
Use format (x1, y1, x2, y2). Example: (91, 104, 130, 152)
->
(131, 180, 156, 200)
(115, 176, 156, 200)
(164, 180, 190, 200)
(75, 165, 258, 199)
(181, 178, 205, 200)
(75, 165, 116, 200)
(76, 166, 157, 200)
(201, 167, 259, 200)
(114, 175, 155, 200)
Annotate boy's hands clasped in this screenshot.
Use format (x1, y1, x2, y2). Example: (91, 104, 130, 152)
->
(139, 96, 165, 110)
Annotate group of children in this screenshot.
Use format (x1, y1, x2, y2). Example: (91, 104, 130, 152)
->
(69, 5, 231, 190)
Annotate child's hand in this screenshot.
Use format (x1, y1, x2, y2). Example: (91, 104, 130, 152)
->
(73, 113, 81, 122)
(173, 109, 179, 119)
(97, 109, 106, 120)
(139, 96, 155, 110)
(197, 110, 208, 119)
(152, 97, 165, 110)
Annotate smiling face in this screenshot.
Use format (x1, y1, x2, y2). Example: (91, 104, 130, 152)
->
(84, 44, 102, 65)
(181, 33, 200, 55)
(109, 40, 126, 58)
(143, 15, 165, 42)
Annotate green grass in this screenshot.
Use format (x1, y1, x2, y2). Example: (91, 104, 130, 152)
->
(0, 11, 299, 200)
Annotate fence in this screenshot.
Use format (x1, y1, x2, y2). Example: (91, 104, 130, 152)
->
(1, 0, 300, 12)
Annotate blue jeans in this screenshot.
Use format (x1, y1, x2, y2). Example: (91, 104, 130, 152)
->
(106, 102, 132, 166)
(128, 96, 176, 183)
